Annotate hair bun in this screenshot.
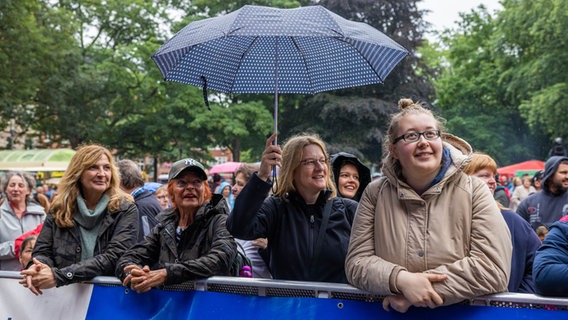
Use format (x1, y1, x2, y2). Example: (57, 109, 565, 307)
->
(398, 98, 414, 110)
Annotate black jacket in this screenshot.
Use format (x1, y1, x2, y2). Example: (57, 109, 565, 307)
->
(227, 173, 357, 283)
(116, 194, 236, 285)
(33, 200, 139, 287)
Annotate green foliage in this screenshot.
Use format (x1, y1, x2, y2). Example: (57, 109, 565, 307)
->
(496, 0, 568, 142)
(432, 5, 554, 164)
(191, 99, 274, 161)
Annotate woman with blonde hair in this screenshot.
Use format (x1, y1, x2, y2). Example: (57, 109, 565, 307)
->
(227, 133, 357, 283)
(345, 99, 511, 312)
(20, 144, 138, 295)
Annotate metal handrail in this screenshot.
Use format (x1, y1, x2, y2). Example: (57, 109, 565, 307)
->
(3, 271, 567, 309)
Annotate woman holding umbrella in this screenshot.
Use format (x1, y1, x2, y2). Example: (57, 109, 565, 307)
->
(227, 133, 357, 283)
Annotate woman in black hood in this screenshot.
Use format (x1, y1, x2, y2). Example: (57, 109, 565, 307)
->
(330, 152, 371, 202)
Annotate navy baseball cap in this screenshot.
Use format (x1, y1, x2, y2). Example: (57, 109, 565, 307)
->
(168, 159, 207, 182)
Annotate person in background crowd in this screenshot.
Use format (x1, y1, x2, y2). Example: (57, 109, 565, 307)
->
(231, 163, 271, 279)
(511, 175, 536, 211)
(0, 172, 46, 271)
(531, 170, 544, 194)
(18, 235, 37, 269)
(48, 185, 58, 202)
(548, 137, 567, 158)
(154, 185, 170, 210)
(33, 185, 50, 213)
(116, 158, 236, 293)
(232, 164, 260, 198)
(227, 133, 357, 283)
(510, 176, 522, 196)
(494, 175, 511, 208)
(330, 152, 371, 202)
(20, 144, 139, 295)
(217, 181, 234, 211)
(345, 99, 511, 313)
(463, 152, 540, 293)
(517, 156, 568, 230)
(209, 173, 222, 194)
(535, 226, 549, 242)
(533, 219, 568, 296)
(118, 159, 161, 242)
(14, 222, 43, 269)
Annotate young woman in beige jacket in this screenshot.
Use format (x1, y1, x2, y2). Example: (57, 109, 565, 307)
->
(345, 99, 512, 313)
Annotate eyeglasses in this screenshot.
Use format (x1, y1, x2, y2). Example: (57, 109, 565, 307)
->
(175, 179, 203, 189)
(300, 158, 328, 168)
(393, 130, 441, 144)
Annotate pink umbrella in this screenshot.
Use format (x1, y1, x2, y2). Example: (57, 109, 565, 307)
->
(208, 162, 243, 174)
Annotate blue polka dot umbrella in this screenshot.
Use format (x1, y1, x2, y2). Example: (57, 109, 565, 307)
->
(152, 5, 408, 134)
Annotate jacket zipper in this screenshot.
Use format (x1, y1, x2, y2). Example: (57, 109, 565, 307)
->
(309, 214, 315, 259)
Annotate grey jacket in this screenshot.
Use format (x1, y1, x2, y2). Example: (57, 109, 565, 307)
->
(0, 200, 45, 271)
(33, 200, 138, 286)
(116, 194, 236, 285)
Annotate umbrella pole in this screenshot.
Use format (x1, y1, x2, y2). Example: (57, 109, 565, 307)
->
(272, 38, 279, 191)
(273, 37, 279, 145)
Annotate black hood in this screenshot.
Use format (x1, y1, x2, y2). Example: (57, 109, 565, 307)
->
(330, 152, 371, 201)
(542, 156, 568, 192)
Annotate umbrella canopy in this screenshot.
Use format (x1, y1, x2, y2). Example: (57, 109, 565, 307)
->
(152, 5, 408, 134)
(497, 160, 545, 178)
(209, 162, 243, 174)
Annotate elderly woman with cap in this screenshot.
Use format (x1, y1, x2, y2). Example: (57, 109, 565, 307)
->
(116, 158, 236, 293)
(330, 152, 371, 202)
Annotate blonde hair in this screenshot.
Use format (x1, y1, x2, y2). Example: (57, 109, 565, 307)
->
(275, 133, 336, 198)
(50, 144, 132, 228)
(384, 98, 446, 157)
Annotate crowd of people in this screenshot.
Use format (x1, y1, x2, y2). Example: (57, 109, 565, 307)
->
(1, 98, 567, 312)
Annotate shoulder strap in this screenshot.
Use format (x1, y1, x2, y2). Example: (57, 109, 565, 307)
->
(309, 199, 333, 276)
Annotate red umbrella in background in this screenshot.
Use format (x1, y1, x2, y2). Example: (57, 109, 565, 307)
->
(497, 160, 545, 178)
(209, 162, 243, 174)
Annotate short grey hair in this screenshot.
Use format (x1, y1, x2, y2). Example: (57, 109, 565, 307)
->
(117, 159, 144, 189)
(1, 171, 36, 202)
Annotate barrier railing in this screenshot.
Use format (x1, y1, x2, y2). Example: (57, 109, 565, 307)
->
(2, 271, 567, 319)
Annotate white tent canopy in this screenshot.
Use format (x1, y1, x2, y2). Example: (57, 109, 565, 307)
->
(0, 149, 75, 172)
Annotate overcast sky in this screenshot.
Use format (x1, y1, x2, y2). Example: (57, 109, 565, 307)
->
(418, 0, 502, 33)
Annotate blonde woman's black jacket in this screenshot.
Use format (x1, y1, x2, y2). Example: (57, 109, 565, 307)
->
(115, 194, 236, 285)
(227, 173, 357, 283)
(32, 200, 139, 287)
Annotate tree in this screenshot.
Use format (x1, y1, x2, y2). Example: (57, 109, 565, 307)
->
(27, 0, 176, 149)
(432, 4, 557, 164)
(496, 0, 568, 140)
(0, 0, 71, 143)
